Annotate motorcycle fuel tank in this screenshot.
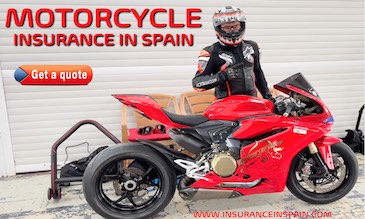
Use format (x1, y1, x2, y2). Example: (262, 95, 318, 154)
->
(203, 95, 274, 121)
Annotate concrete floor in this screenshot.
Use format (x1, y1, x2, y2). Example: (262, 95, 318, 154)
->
(0, 154, 364, 219)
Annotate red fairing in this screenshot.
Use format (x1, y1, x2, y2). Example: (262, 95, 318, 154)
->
(191, 111, 328, 195)
(204, 95, 275, 121)
(112, 95, 187, 128)
(233, 115, 289, 139)
(191, 84, 339, 196)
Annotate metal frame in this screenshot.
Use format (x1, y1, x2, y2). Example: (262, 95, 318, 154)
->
(48, 119, 121, 199)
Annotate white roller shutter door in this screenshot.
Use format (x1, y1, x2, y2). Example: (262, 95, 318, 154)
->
(0, 0, 363, 174)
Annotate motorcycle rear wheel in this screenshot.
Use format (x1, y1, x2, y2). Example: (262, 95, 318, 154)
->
(287, 142, 358, 204)
(82, 143, 176, 219)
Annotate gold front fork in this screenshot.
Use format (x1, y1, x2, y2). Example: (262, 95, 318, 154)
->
(308, 142, 318, 154)
(308, 142, 330, 174)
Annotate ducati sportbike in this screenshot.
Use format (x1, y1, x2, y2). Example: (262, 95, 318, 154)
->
(82, 73, 359, 219)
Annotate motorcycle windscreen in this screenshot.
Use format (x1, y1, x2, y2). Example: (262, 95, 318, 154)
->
(274, 72, 320, 98)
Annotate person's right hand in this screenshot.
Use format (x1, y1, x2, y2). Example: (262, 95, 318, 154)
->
(219, 63, 244, 81)
(225, 67, 241, 80)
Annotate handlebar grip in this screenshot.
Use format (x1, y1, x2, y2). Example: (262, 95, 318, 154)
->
(283, 105, 293, 117)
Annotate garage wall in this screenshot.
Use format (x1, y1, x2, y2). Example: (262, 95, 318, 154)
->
(0, 0, 363, 174)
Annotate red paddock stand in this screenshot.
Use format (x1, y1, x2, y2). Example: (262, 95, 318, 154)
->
(47, 120, 121, 200)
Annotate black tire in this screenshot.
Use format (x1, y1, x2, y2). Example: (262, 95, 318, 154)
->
(82, 143, 176, 219)
(287, 142, 359, 204)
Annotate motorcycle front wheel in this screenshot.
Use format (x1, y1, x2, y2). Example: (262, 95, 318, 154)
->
(82, 143, 176, 219)
(287, 142, 359, 204)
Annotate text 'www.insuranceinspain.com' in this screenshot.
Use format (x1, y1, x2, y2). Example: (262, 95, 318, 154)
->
(192, 210, 333, 218)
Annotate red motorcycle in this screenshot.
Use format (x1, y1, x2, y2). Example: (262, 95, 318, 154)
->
(82, 73, 359, 219)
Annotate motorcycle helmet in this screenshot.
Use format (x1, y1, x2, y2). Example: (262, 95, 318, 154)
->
(213, 6, 246, 46)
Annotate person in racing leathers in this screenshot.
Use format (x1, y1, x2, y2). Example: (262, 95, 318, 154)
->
(192, 6, 273, 101)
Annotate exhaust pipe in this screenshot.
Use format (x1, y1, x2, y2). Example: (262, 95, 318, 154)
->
(179, 188, 242, 201)
(216, 179, 262, 188)
(178, 176, 242, 200)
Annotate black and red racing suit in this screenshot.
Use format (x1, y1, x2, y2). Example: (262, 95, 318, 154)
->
(192, 40, 272, 100)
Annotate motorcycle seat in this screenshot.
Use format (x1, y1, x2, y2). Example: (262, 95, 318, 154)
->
(162, 109, 209, 127)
